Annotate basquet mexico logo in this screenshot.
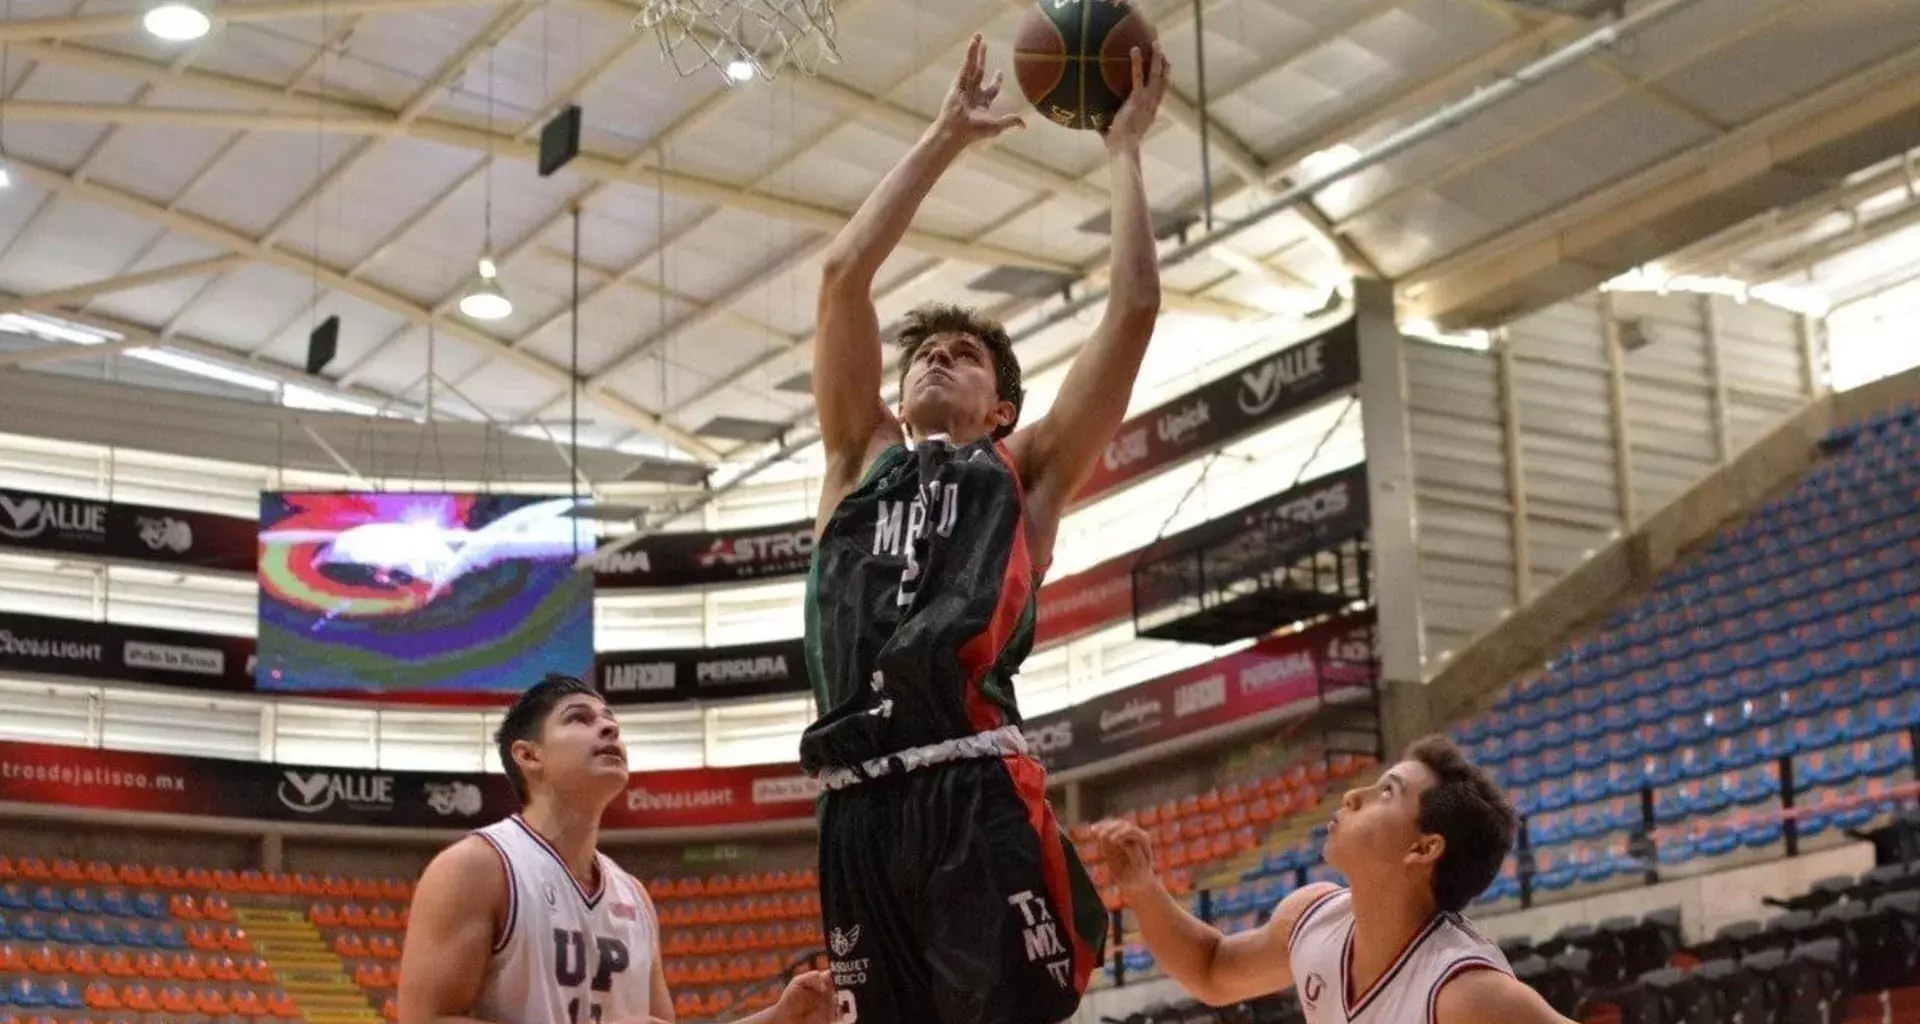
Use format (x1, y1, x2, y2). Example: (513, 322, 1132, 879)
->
(830, 926, 860, 958)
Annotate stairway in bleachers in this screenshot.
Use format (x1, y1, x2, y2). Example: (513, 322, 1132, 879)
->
(234, 905, 379, 1024)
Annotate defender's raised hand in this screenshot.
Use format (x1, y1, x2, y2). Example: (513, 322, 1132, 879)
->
(937, 33, 1026, 143)
(1102, 42, 1170, 152)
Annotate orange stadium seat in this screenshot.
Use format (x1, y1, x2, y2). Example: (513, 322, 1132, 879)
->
(157, 985, 194, 1014)
(265, 991, 299, 1018)
(334, 934, 368, 959)
(143, 865, 176, 889)
(309, 902, 340, 927)
(211, 869, 241, 893)
(243, 957, 275, 985)
(230, 989, 267, 1018)
(350, 877, 382, 901)
(14, 860, 47, 882)
(83, 982, 120, 1012)
(340, 903, 371, 929)
(62, 947, 99, 975)
(321, 876, 352, 900)
(383, 996, 399, 1021)
(181, 867, 213, 891)
(172, 954, 206, 982)
(119, 985, 157, 1014)
(293, 874, 322, 898)
(203, 894, 235, 923)
(369, 904, 402, 930)
(0, 945, 21, 973)
(0, 857, 13, 880)
(207, 956, 241, 983)
(369, 935, 400, 960)
(379, 877, 411, 902)
(169, 894, 201, 921)
(354, 962, 386, 989)
(26, 945, 60, 974)
(51, 861, 82, 884)
(193, 987, 229, 1015)
(83, 862, 115, 886)
(132, 953, 168, 981)
(220, 927, 252, 954)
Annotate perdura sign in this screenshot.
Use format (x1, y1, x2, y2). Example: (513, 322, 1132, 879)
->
(594, 639, 809, 705)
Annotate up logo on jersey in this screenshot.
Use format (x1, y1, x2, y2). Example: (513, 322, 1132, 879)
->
(554, 928, 630, 1024)
(1301, 973, 1325, 1010)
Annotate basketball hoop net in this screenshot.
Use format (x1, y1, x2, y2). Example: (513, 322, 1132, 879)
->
(635, 0, 840, 83)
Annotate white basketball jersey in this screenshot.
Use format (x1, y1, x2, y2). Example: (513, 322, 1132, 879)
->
(470, 816, 658, 1024)
(1286, 888, 1510, 1024)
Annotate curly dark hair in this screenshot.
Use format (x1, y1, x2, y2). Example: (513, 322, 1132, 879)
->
(895, 303, 1024, 439)
(1406, 735, 1518, 913)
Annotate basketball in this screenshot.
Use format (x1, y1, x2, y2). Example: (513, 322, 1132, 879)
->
(1013, 0, 1158, 132)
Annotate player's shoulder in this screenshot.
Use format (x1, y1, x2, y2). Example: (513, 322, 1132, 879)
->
(412, 834, 512, 909)
(1272, 883, 1346, 945)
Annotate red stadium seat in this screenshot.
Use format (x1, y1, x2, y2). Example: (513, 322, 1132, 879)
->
(192, 987, 229, 1016)
(229, 989, 268, 1018)
(119, 985, 157, 1014)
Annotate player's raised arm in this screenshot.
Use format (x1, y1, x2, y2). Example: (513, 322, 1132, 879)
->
(815, 34, 1026, 516)
(396, 837, 509, 1024)
(1011, 44, 1168, 539)
(1092, 819, 1333, 1007)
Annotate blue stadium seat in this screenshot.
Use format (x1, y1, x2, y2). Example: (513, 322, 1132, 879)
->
(62, 889, 97, 917)
(7, 979, 47, 1009)
(81, 918, 115, 947)
(96, 889, 131, 919)
(10, 917, 43, 943)
(43, 982, 79, 1011)
(150, 923, 185, 951)
(26, 890, 58, 916)
(132, 892, 166, 920)
(47, 918, 80, 946)
(119, 922, 148, 949)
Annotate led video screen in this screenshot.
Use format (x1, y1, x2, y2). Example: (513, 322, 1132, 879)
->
(256, 492, 595, 695)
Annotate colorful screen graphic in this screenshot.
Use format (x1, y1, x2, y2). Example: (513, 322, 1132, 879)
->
(256, 493, 595, 695)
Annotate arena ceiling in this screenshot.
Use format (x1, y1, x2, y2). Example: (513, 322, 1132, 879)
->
(0, 0, 1914, 499)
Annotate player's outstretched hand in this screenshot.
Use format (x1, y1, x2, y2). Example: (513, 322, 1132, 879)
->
(1102, 42, 1170, 153)
(771, 969, 836, 1024)
(1090, 818, 1159, 894)
(936, 33, 1026, 144)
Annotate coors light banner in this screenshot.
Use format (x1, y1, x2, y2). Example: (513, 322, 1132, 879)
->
(0, 738, 820, 832)
(0, 486, 255, 574)
(596, 638, 809, 705)
(0, 611, 256, 693)
(1019, 610, 1377, 774)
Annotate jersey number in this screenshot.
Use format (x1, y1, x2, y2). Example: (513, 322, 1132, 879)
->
(554, 928, 630, 1023)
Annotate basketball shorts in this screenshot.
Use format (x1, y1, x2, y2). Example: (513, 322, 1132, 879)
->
(817, 753, 1108, 1024)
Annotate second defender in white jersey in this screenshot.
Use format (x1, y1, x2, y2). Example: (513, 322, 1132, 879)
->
(399, 675, 835, 1024)
(1093, 737, 1577, 1024)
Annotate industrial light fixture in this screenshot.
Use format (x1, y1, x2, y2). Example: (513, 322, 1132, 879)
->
(0, 165, 11, 190)
(143, 3, 212, 41)
(460, 45, 514, 322)
(725, 58, 756, 83)
(459, 257, 513, 320)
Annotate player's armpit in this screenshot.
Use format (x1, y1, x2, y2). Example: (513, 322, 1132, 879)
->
(1431, 967, 1579, 1024)
(395, 836, 508, 1024)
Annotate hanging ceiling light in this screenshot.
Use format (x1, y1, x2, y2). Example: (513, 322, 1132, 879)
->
(460, 45, 514, 322)
(0, 165, 11, 190)
(144, 3, 212, 41)
(460, 256, 513, 320)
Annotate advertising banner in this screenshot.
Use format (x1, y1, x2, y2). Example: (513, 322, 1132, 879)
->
(591, 520, 816, 589)
(0, 611, 257, 693)
(1019, 610, 1377, 774)
(1069, 317, 1359, 504)
(1033, 464, 1369, 646)
(0, 739, 822, 832)
(590, 318, 1361, 589)
(596, 639, 810, 705)
(0, 486, 255, 573)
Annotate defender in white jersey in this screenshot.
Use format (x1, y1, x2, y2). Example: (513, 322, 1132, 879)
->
(1093, 737, 1577, 1024)
(398, 675, 835, 1024)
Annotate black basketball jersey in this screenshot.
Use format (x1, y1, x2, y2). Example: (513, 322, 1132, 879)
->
(798, 436, 1040, 773)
